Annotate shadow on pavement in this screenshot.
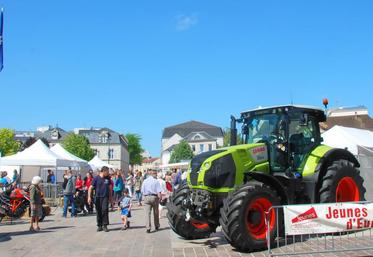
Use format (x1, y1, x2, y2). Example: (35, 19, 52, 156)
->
(109, 225, 146, 231)
(0, 229, 54, 242)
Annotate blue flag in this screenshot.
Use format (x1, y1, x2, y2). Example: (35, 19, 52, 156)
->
(0, 8, 3, 72)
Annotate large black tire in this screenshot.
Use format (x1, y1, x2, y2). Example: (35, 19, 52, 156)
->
(219, 182, 281, 252)
(319, 160, 366, 203)
(167, 184, 217, 239)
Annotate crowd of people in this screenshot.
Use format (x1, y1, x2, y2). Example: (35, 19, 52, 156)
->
(53, 166, 187, 233)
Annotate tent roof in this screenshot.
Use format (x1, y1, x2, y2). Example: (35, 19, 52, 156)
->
(50, 144, 88, 165)
(88, 155, 114, 170)
(0, 139, 74, 167)
(322, 125, 373, 155)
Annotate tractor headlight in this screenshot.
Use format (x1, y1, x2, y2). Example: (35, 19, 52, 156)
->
(204, 162, 211, 170)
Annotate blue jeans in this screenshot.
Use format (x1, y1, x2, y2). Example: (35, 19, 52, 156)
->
(63, 195, 76, 217)
(135, 190, 142, 203)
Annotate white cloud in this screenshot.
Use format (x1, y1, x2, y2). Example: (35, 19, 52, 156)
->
(176, 14, 198, 31)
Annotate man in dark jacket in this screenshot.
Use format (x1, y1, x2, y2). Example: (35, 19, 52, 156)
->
(88, 166, 112, 232)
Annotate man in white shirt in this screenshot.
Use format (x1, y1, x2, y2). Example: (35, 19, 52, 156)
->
(141, 170, 162, 233)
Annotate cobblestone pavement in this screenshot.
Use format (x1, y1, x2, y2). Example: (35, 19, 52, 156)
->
(1, 205, 373, 257)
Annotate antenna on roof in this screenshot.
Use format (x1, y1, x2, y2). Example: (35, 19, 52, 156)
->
(290, 90, 294, 105)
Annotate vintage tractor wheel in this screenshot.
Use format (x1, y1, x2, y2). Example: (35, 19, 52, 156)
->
(167, 184, 216, 239)
(319, 160, 366, 203)
(220, 182, 281, 252)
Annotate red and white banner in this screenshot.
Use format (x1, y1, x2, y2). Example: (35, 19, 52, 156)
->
(284, 202, 373, 235)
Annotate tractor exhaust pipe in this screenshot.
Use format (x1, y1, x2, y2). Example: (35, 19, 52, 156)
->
(230, 115, 237, 146)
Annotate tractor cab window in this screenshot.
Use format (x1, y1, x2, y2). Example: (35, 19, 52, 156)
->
(244, 113, 287, 171)
(289, 113, 319, 170)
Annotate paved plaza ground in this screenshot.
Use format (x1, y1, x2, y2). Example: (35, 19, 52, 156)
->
(1, 205, 373, 257)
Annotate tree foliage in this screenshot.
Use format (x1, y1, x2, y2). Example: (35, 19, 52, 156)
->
(125, 133, 143, 166)
(62, 133, 94, 161)
(0, 128, 20, 156)
(223, 128, 243, 147)
(170, 140, 194, 163)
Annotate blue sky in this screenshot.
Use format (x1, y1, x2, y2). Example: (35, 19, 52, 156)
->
(0, 0, 373, 156)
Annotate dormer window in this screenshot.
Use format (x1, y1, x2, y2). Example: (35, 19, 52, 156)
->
(51, 130, 59, 140)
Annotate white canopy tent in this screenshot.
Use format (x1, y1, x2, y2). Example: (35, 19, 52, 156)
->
(88, 155, 114, 171)
(322, 125, 373, 155)
(322, 125, 373, 200)
(0, 139, 75, 182)
(50, 143, 88, 168)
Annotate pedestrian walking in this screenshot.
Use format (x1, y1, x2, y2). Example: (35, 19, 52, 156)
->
(118, 188, 132, 230)
(62, 169, 76, 218)
(141, 170, 162, 233)
(88, 166, 113, 232)
(157, 173, 169, 219)
(126, 172, 134, 197)
(29, 176, 43, 231)
(84, 172, 94, 214)
(113, 170, 124, 207)
(134, 171, 143, 206)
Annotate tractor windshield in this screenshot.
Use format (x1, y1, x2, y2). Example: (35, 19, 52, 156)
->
(244, 113, 285, 144)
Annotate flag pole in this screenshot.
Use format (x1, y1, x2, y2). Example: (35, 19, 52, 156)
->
(0, 7, 3, 72)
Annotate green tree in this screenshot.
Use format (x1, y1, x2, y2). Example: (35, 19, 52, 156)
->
(62, 134, 94, 161)
(0, 128, 20, 156)
(170, 140, 194, 163)
(223, 128, 243, 147)
(125, 133, 143, 166)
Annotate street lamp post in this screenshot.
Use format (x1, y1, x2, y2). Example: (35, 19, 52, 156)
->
(107, 132, 111, 164)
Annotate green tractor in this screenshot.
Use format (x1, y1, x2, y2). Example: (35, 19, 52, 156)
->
(167, 105, 366, 252)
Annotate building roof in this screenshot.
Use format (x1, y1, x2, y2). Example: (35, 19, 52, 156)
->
(35, 127, 69, 143)
(162, 120, 223, 139)
(327, 106, 368, 117)
(184, 131, 217, 142)
(78, 127, 128, 146)
(142, 157, 160, 164)
(320, 115, 373, 132)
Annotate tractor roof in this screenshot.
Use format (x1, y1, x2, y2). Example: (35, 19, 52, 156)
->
(241, 105, 326, 122)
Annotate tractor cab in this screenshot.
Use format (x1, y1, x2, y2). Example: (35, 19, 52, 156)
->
(232, 105, 326, 174)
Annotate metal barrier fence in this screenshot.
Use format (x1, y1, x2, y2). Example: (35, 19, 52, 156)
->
(19, 182, 62, 206)
(266, 202, 373, 256)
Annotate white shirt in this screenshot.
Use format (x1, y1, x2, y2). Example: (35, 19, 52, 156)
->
(141, 175, 162, 196)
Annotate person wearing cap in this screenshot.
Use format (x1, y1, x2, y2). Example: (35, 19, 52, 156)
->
(141, 170, 162, 233)
(30, 176, 43, 231)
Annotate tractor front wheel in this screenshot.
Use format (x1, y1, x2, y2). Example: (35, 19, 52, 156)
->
(167, 184, 216, 239)
(319, 160, 366, 203)
(220, 182, 281, 252)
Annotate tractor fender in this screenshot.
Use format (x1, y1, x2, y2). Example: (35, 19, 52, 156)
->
(244, 172, 289, 205)
(314, 148, 360, 202)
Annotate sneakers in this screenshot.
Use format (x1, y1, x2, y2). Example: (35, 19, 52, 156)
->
(155, 226, 160, 231)
(146, 229, 151, 233)
(103, 226, 109, 232)
(97, 226, 103, 232)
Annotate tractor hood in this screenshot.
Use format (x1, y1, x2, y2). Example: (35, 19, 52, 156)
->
(187, 144, 269, 193)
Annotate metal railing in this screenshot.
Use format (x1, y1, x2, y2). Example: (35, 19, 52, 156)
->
(19, 182, 62, 206)
(266, 202, 373, 256)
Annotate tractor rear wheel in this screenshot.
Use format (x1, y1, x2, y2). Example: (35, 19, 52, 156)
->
(167, 184, 216, 239)
(319, 160, 366, 203)
(219, 182, 281, 252)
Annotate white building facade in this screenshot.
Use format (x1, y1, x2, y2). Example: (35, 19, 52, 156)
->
(161, 121, 224, 165)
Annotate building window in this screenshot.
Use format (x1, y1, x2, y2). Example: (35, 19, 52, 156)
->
(200, 144, 204, 152)
(192, 145, 196, 151)
(100, 136, 108, 143)
(208, 144, 212, 151)
(194, 135, 201, 140)
(108, 148, 114, 159)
